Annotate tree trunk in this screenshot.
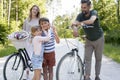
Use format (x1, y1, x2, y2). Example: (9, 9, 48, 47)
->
(117, 0, 120, 22)
(8, 0, 11, 29)
(16, 0, 18, 21)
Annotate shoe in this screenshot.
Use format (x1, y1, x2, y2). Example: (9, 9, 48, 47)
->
(84, 77, 91, 80)
(23, 78, 30, 80)
(95, 76, 101, 80)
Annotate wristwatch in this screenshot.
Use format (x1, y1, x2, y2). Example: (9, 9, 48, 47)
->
(81, 22, 84, 26)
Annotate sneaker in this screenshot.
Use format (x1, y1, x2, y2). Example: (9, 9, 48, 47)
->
(84, 77, 91, 80)
(95, 76, 101, 80)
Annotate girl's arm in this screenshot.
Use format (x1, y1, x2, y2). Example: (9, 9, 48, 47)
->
(52, 26, 60, 44)
(39, 30, 51, 42)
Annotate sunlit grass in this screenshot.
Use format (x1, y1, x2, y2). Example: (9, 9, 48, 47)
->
(0, 44, 16, 57)
(104, 44, 120, 63)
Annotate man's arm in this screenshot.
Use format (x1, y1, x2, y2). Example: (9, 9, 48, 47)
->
(80, 15, 97, 25)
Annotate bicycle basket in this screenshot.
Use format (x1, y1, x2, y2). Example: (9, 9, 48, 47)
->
(8, 31, 30, 50)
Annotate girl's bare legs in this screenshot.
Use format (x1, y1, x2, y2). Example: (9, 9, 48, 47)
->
(32, 69, 41, 80)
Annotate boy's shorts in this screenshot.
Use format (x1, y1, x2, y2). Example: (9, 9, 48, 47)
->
(31, 54, 43, 70)
(42, 51, 55, 67)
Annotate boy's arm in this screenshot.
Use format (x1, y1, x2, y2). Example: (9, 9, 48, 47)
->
(52, 26, 60, 44)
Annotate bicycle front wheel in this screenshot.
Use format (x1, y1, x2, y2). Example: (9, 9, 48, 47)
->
(56, 51, 83, 80)
(3, 53, 24, 80)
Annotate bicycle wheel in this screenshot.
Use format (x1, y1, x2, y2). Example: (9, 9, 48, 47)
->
(3, 53, 24, 80)
(56, 51, 83, 80)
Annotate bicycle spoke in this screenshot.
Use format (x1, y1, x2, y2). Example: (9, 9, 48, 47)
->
(56, 53, 83, 80)
(3, 54, 24, 80)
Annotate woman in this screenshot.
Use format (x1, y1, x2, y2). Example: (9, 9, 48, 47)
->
(22, 5, 40, 80)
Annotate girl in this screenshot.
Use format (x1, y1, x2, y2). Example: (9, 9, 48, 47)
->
(31, 26, 50, 80)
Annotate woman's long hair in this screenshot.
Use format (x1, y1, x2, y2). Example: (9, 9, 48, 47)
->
(29, 5, 40, 21)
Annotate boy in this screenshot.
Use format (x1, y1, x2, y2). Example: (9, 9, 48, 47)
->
(39, 17, 60, 80)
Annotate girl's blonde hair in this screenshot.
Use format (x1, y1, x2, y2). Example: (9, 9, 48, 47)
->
(31, 26, 41, 36)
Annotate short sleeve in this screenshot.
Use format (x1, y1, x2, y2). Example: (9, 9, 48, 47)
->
(91, 10, 98, 17)
(76, 13, 82, 22)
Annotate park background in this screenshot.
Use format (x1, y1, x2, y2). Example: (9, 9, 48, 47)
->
(0, 0, 120, 63)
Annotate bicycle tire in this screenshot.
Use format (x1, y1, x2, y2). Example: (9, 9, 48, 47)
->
(56, 51, 83, 80)
(3, 53, 24, 80)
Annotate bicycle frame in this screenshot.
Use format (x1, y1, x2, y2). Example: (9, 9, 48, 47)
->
(12, 48, 33, 71)
(70, 48, 79, 74)
(19, 48, 33, 71)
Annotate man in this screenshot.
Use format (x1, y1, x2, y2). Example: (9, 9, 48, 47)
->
(72, 0, 104, 80)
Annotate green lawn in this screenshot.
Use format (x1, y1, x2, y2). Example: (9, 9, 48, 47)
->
(104, 44, 120, 63)
(0, 43, 120, 63)
(0, 44, 16, 57)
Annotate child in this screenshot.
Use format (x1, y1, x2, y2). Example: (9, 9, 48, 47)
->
(31, 26, 51, 80)
(39, 17, 60, 80)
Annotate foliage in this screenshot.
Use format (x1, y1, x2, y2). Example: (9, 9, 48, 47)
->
(10, 0, 46, 29)
(54, 15, 73, 38)
(0, 19, 9, 45)
(93, 0, 120, 44)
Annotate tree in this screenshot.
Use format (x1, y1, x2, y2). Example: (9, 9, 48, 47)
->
(93, 0, 120, 44)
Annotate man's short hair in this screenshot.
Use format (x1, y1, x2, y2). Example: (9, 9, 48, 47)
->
(81, 0, 91, 6)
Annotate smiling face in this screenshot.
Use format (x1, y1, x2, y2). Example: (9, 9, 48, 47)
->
(34, 29, 42, 36)
(40, 21, 50, 31)
(31, 27, 42, 36)
(29, 5, 40, 18)
(81, 3, 90, 16)
(31, 6, 39, 17)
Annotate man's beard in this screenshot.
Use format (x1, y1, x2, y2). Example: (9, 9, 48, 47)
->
(82, 11, 88, 16)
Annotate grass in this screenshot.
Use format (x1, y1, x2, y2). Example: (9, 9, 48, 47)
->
(0, 44, 16, 57)
(104, 43, 120, 63)
(0, 43, 120, 63)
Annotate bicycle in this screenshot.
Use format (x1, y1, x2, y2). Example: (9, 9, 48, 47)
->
(3, 31, 33, 80)
(56, 26, 85, 80)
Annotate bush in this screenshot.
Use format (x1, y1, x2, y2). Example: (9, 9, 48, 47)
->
(0, 19, 9, 45)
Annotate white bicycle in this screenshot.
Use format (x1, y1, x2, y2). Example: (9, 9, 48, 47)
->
(56, 26, 85, 80)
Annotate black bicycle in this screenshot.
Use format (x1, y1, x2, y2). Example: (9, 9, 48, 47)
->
(56, 26, 85, 80)
(3, 31, 33, 80)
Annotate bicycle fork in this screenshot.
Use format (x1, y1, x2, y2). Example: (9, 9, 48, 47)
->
(69, 49, 79, 74)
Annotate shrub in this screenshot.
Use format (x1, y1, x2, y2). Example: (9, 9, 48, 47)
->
(0, 19, 9, 45)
